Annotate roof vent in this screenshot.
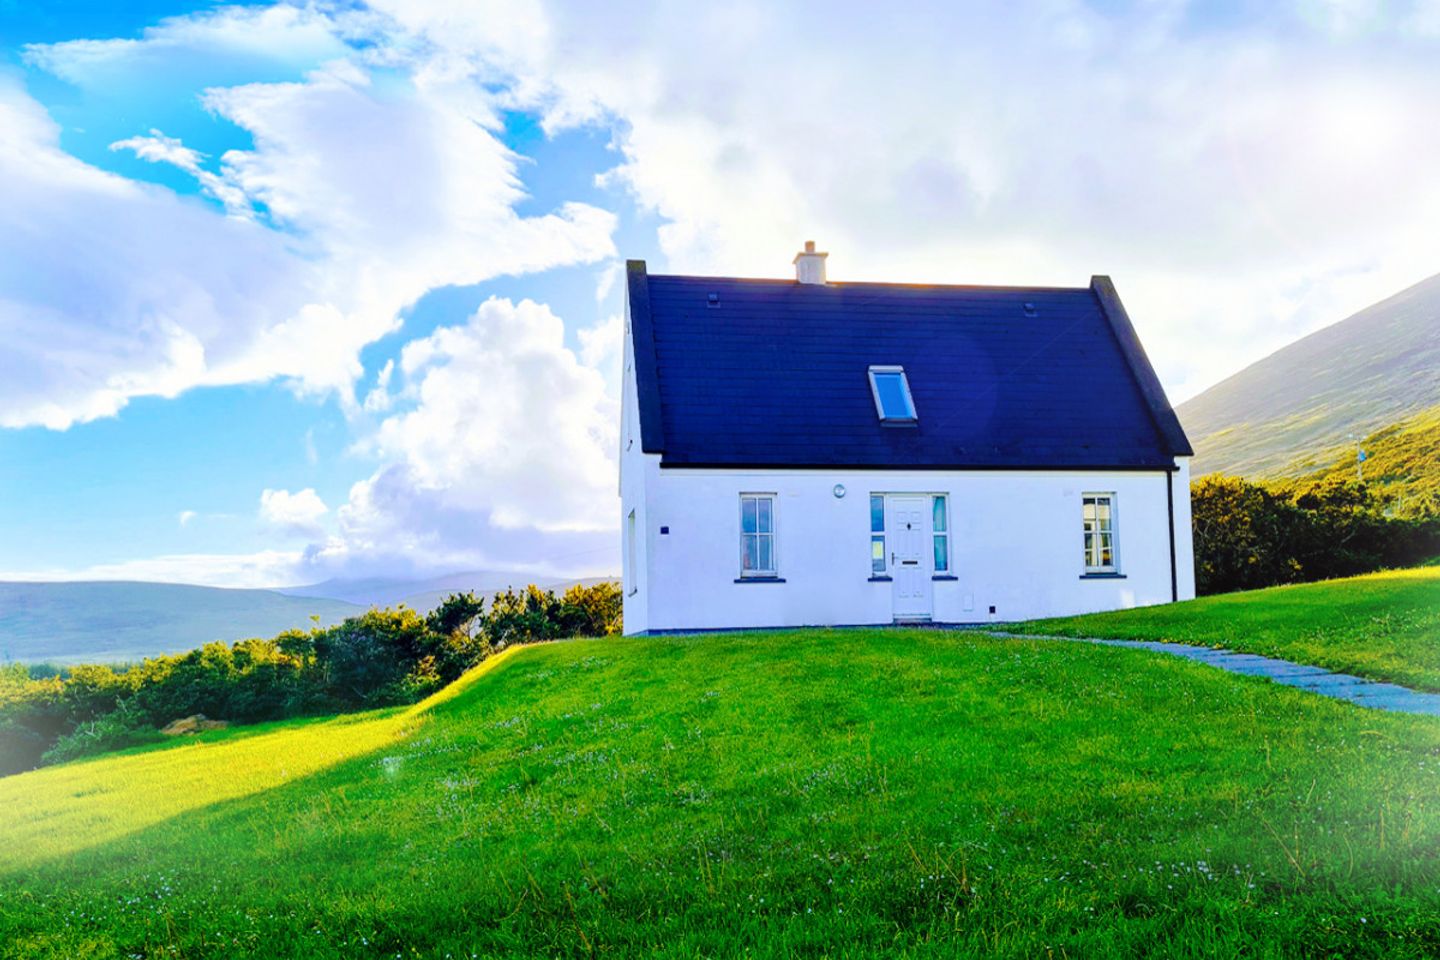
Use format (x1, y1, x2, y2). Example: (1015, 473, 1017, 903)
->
(793, 240, 828, 285)
(1022, 302, 1038, 318)
(707, 292, 720, 309)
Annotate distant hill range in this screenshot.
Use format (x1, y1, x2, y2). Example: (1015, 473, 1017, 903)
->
(0, 582, 361, 665)
(276, 572, 616, 616)
(1179, 271, 1440, 480)
(2, 571, 618, 666)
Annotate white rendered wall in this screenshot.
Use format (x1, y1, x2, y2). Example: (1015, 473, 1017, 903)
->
(619, 326, 650, 635)
(624, 461, 1194, 634)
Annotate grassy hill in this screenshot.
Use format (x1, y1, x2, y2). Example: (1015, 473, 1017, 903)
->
(1178, 271, 1440, 479)
(1280, 402, 1440, 518)
(1024, 565, 1440, 691)
(4, 574, 1440, 957)
(0, 581, 361, 665)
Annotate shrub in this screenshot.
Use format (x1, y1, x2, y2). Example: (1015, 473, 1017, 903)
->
(558, 582, 623, 637)
(1192, 475, 1440, 594)
(41, 700, 161, 766)
(0, 581, 623, 774)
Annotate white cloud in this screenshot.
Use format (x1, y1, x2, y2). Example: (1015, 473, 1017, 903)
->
(239, 296, 625, 584)
(12, 1, 1440, 586)
(364, 296, 617, 533)
(0, 550, 305, 590)
(23, 4, 352, 91)
(578, 312, 623, 374)
(177, 510, 197, 527)
(7, 9, 616, 430)
(0, 79, 314, 429)
(110, 129, 253, 216)
(497, 2, 1440, 401)
(259, 487, 329, 537)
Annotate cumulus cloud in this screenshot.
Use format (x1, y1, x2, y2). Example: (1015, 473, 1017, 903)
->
(259, 488, 329, 537)
(239, 296, 623, 583)
(358, 296, 617, 531)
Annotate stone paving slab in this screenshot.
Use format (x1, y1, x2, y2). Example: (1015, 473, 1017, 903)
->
(994, 631, 1440, 716)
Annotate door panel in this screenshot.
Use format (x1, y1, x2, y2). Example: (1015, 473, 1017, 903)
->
(887, 496, 933, 620)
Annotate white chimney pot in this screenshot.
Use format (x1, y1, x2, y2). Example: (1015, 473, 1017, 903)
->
(793, 240, 828, 284)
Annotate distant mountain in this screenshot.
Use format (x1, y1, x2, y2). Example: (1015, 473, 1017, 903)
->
(278, 572, 619, 612)
(1179, 271, 1440, 479)
(0, 582, 361, 665)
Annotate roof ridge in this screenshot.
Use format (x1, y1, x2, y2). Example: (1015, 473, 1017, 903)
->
(647, 274, 1092, 293)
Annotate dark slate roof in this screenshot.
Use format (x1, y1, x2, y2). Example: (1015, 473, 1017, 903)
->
(626, 261, 1192, 470)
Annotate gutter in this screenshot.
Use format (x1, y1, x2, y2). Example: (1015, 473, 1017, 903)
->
(1166, 467, 1178, 603)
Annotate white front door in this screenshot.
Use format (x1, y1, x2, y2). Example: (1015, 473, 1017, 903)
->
(887, 496, 933, 621)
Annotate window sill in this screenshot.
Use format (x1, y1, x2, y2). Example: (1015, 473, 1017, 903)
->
(931, 574, 958, 581)
(867, 575, 892, 582)
(1080, 572, 1126, 579)
(734, 576, 786, 584)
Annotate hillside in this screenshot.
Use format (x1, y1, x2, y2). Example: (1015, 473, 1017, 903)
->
(4, 576, 1440, 957)
(1282, 402, 1440, 518)
(1178, 271, 1440, 478)
(0, 581, 360, 664)
(1025, 565, 1440, 690)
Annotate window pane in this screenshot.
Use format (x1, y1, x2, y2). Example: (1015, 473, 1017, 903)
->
(870, 495, 885, 533)
(758, 535, 773, 573)
(741, 497, 757, 533)
(1096, 498, 1111, 525)
(934, 534, 948, 572)
(743, 532, 766, 569)
(1083, 499, 1097, 521)
(872, 535, 885, 574)
(932, 496, 947, 532)
(872, 372, 914, 419)
(1084, 531, 1097, 567)
(757, 497, 773, 534)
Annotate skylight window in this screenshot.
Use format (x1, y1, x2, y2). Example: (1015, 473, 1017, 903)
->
(868, 366, 917, 423)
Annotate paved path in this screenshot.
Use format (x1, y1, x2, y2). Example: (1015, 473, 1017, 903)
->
(1002, 634, 1440, 716)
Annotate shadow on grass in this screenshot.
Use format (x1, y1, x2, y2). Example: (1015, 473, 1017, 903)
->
(0, 645, 530, 874)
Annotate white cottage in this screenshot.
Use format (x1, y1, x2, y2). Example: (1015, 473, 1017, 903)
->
(619, 244, 1195, 634)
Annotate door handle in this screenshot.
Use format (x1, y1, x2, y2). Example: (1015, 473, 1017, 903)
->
(890, 552, 896, 565)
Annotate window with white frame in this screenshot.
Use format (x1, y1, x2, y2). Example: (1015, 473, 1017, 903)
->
(867, 366, 917, 423)
(870, 495, 886, 574)
(932, 495, 950, 573)
(1082, 493, 1117, 572)
(740, 494, 777, 576)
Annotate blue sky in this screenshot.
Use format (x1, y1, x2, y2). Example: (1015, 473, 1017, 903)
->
(2, 0, 1438, 586)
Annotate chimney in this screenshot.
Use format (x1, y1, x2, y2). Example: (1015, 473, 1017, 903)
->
(793, 240, 828, 284)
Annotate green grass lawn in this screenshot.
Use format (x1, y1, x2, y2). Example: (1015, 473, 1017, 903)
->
(1021, 566, 1440, 691)
(3, 624, 1440, 958)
